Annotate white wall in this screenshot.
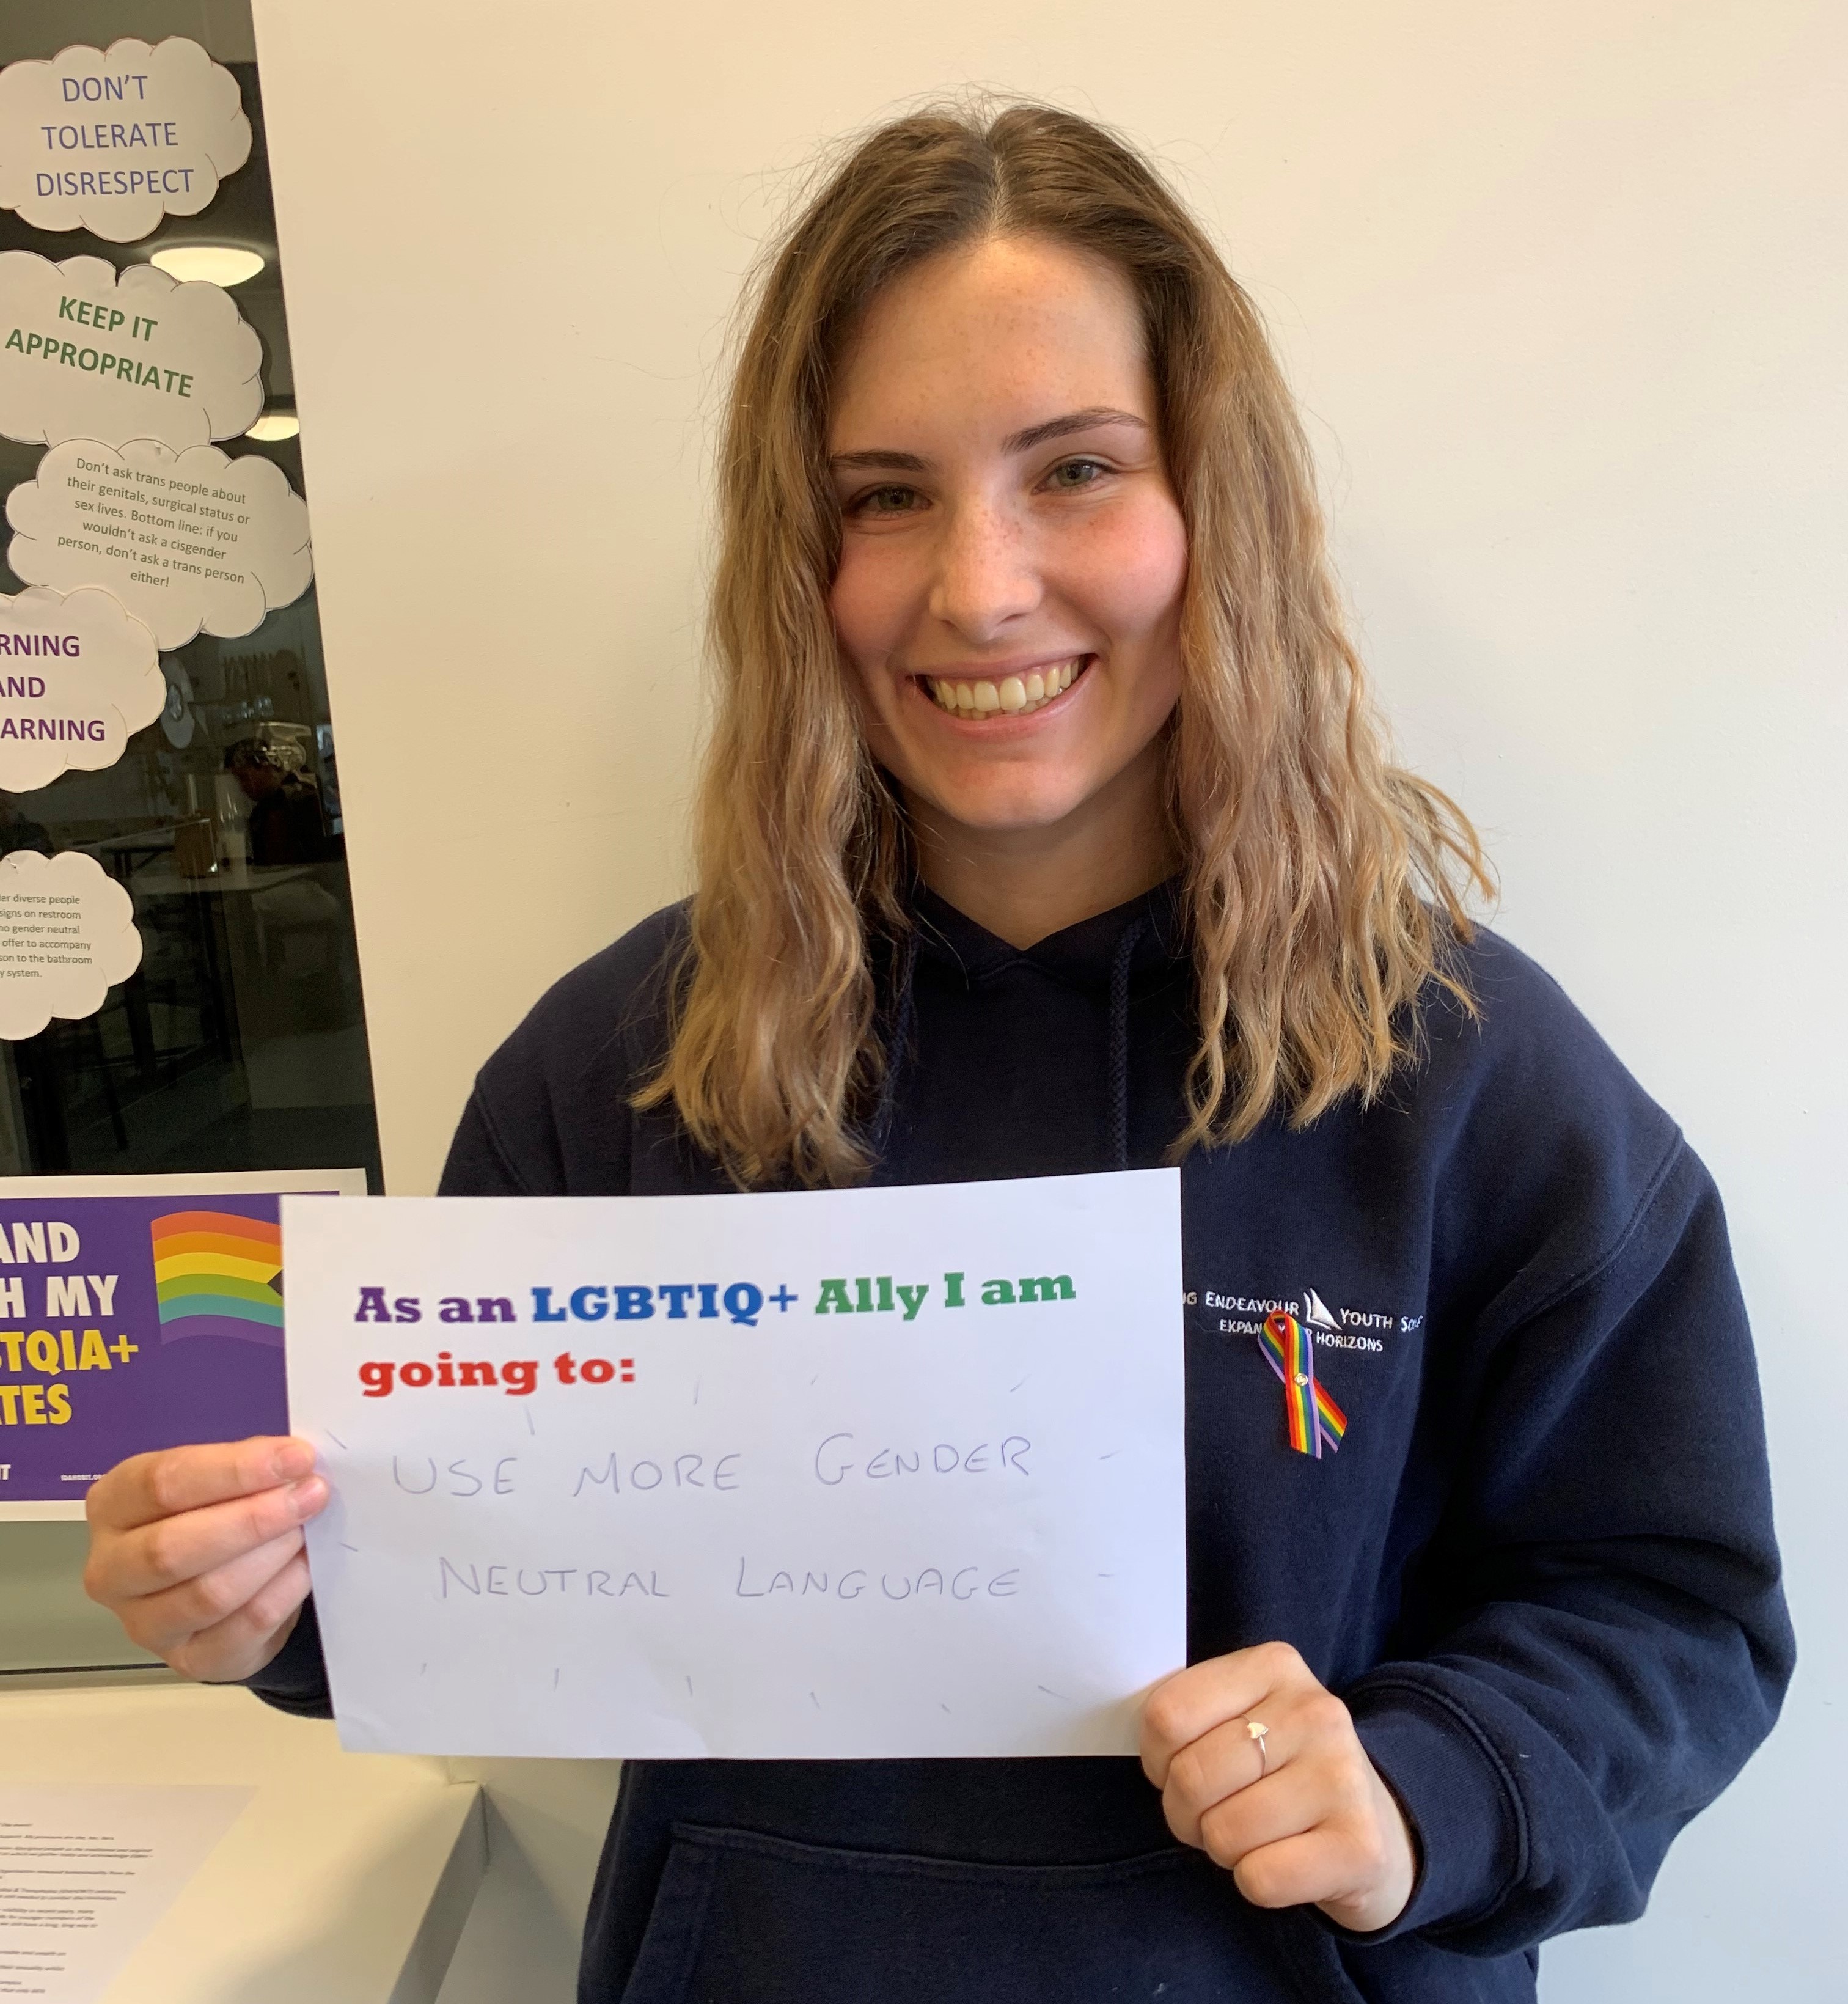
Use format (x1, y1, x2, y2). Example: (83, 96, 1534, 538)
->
(250, 1, 1847, 1996)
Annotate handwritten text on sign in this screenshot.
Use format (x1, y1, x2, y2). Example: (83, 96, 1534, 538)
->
(284, 1173, 1186, 1760)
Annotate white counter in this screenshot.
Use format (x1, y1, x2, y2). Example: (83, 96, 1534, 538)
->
(0, 1677, 485, 2003)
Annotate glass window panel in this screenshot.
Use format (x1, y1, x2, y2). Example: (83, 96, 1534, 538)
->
(0, 1, 377, 1672)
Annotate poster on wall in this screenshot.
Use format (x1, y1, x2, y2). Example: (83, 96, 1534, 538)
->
(0, 585, 165, 791)
(0, 252, 265, 451)
(5, 439, 312, 648)
(0, 1169, 367, 1519)
(0, 850, 142, 1040)
(0, 39, 251, 244)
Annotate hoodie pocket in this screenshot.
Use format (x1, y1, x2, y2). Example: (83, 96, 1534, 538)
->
(617, 1822, 1327, 2004)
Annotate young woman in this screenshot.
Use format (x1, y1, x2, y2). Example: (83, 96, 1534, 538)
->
(84, 105, 1792, 2003)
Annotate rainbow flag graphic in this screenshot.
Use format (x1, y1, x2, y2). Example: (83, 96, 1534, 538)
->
(150, 1209, 284, 1346)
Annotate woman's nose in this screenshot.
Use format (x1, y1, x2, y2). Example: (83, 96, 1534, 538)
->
(926, 498, 1042, 642)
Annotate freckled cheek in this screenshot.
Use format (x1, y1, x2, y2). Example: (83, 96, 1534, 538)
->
(829, 543, 923, 685)
(1055, 505, 1188, 653)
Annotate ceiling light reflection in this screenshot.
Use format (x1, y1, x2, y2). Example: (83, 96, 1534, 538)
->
(150, 246, 266, 287)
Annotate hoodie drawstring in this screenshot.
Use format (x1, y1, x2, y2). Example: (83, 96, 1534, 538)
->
(1107, 916, 1144, 1172)
(870, 930, 920, 1160)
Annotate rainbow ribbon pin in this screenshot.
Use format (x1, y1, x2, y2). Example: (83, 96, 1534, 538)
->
(1260, 1310, 1348, 1458)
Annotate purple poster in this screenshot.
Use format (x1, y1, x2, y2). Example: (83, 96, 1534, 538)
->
(0, 1175, 362, 1510)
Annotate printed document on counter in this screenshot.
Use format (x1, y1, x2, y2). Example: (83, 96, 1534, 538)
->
(0, 1785, 252, 2002)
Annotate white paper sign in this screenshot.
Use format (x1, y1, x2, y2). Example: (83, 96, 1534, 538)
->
(0, 850, 142, 1040)
(6, 439, 312, 649)
(0, 1785, 252, 2003)
(285, 1172, 1187, 1760)
(0, 586, 164, 791)
(0, 39, 251, 244)
(0, 252, 264, 450)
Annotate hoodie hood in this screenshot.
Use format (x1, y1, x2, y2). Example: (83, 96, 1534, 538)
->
(877, 875, 1194, 1176)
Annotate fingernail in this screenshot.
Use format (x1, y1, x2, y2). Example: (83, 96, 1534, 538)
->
(289, 1475, 328, 1516)
(272, 1441, 315, 1480)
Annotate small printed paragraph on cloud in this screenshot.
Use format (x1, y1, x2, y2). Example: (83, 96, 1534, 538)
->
(0, 850, 142, 1041)
(0, 252, 263, 451)
(0, 587, 164, 792)
(6, 440, 312, 650)
(0, 38, 250, 243)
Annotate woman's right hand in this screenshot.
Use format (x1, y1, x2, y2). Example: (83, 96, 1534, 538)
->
(82, 1436, 328, 1682)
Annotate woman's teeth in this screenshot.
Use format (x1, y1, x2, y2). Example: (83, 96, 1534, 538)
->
(925, 659, 1082, 718)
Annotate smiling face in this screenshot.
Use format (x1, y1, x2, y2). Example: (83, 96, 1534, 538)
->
(827, 234, 1189, 853)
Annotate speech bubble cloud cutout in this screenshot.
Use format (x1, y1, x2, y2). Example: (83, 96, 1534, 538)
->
(0, 38, 251, 244)
(6, 439, 313, 650)
(0, 585, 165, 793)
(0, 848, 143, 1040)
(0, 252, 263, 450)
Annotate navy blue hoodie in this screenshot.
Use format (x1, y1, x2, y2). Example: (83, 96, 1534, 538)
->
(253, 883, 1792, 2003)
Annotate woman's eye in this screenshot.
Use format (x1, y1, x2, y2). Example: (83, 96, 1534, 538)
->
(1045, 458, 1107, 491)
(851, 485, 923, 515)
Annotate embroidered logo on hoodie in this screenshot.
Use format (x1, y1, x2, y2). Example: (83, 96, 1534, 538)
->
(1189, 1283, 1425, 1458)
(1195, 1283, 1421, 1352)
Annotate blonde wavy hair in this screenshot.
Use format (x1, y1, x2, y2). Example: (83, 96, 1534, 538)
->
(641, 101, 1492, 1187)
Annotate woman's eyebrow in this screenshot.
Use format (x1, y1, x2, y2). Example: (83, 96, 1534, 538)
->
(827, 409, 1149, 475)
(828, 447, 930, 473)
(1002, 407, 1149, 454)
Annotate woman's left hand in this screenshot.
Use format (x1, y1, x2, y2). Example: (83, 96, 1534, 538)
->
(1139, 1641, 1418, 1933)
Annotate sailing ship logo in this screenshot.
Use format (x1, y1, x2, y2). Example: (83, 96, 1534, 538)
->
(1302, 1286, 1341, 1334)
